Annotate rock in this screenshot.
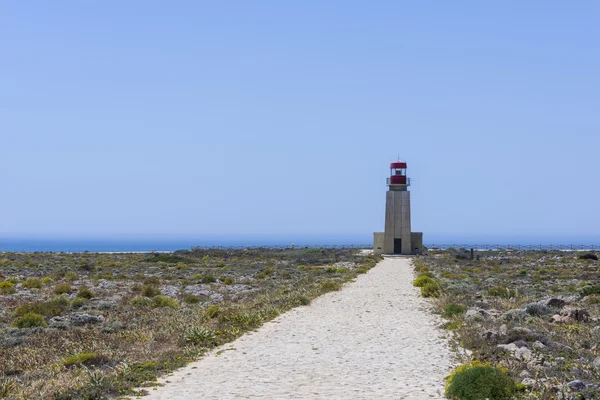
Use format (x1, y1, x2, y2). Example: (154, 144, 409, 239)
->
(525, 303, 551, 316)
(499, 324, 508, 335)
(533, 341, 546, 350)
(561, 307, 590, 322)
(50, 313, 104, 327)
(514, 347, 533, 361)
(497, 343, 518, 352)
(519, 370, 531, 378)
(502, 309, 528, 321)
(481, 330, 499, 341)
(551, 314, 574, 324)
(591, 356, 600, 369)
(465, 308, 488, 321)
(567, 380, 586, 391)
(0, 337, 23, 348)
(521, 378, 536, 388)
(539, 297, 566, 309)
(512, 340, 529, 348)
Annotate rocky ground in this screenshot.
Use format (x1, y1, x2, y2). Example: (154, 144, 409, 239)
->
(0, 248, 379, 399)
(417, 249, 600, 399)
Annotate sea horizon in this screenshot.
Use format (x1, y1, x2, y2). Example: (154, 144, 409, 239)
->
(1, 235, 599, 253)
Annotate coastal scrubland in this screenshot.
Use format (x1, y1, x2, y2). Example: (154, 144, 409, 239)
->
(0, 248, 380, 399)
(416, 249, 600, 399)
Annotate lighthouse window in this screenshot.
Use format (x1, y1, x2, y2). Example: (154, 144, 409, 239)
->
(392, 168, 406, 176)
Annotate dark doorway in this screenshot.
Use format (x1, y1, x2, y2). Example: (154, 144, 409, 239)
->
(394, 239, 402, 254)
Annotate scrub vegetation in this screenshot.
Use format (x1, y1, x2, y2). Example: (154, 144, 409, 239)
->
(415, 249, 600, 399)
(0, 248, 380, 399)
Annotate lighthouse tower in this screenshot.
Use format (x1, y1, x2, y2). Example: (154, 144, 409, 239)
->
(373, 161, 423, 255)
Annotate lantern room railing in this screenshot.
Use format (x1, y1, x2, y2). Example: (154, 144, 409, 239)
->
(386, 177, 411, 185)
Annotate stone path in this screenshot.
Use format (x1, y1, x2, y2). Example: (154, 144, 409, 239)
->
(141, 257, 454, 400)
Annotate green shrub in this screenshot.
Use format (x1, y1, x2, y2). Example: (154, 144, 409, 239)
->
(41, 276, 54, 285)
(220, 276, 235, 285)
(579, 252, 598, 261)
(129, 296, 151, 307)
(443, 303, 467, 318)
(143, 276, 161, 286)
(413, 275, 436, 287)
(185, 327, 217, 346)
(55, 282, 72, 295)
(22, 277, 42, 289)
(71, 297, 86, 309)
(12, 312, 47, 328)
(16, 296, 69, 317)
(205, 305, 221, 319)
(141, 284, 161, 297)
(76, 285, 95, 299)
(64, 272, 78, 281)
(183, 294, 202, 304)
(320, 281, 341, 292)
(0, 281, 16, 295)
(421, 282, 440, 298)
(445, 361, 516, 400)
(486, 286, 517, 299)
(150, 295, 179, 308)
(581, 285, 600, 297)
(61, 352, 98, 367)
(200, 274, 217, 283)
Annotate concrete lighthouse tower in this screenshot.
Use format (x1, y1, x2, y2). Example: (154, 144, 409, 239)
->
(373, 161, 423, 255)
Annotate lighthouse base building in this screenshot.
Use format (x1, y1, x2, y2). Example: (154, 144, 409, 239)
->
(373, 161, 424, 256)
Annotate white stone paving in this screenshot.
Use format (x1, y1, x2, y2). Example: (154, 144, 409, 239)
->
(140, 257, 454, 400)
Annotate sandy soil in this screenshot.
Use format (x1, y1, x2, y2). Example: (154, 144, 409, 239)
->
(139, 257, 454, 400)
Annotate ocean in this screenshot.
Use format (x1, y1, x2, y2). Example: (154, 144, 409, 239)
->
(0, 235, 598, 253)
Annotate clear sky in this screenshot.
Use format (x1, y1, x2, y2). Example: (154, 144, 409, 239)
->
(1, 1, 599, 244)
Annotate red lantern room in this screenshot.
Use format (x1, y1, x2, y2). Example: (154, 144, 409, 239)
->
(388, 161, 410, 185)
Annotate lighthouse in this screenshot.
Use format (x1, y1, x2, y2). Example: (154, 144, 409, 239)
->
(373, 161, 423, 255)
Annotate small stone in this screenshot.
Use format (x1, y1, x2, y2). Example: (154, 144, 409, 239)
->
(497, 343, 518, 352)
(591, 356, 600, 369)
(560, 307, 590, 322)
(499, 324, 508, 335)
(532, 341, 546, 350)
(521, 378, 536, 388)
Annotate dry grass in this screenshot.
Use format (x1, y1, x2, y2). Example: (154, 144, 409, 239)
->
(0, 248, 380, 399)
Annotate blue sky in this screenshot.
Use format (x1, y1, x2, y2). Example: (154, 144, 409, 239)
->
(1, 1, 599, 243)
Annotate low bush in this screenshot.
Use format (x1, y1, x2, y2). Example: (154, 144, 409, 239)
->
(579, 252, 598, 261)
(185, 327, 217, 347)
(413, 275, 436, 287)
(12, 312, 47, 328)
(320, 281, 341, 292)
(0, 281, 16, 295)
(71, 298, 86, 309)
(55, 282, 72, 295)
(129, 296, 151, 307)
(183, 294, 202, 304)
(22, 278, 42, 289)
(581, 285, 600, 297)
(150, 295, 179, 308)
(445, 361, 516, 400)
(200, 275, 217, 283)
(486, 286, 517, 299)
(421, 282, 440, 298)
(220, 276, 235, 285)
(16, 296, 69, 317)
(443, 303, 467, 318)
(76, 285, 95, 299)
(205, 305, 221, 318)
(141, 284, 161, 297)
(61, 352, 98, 367)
